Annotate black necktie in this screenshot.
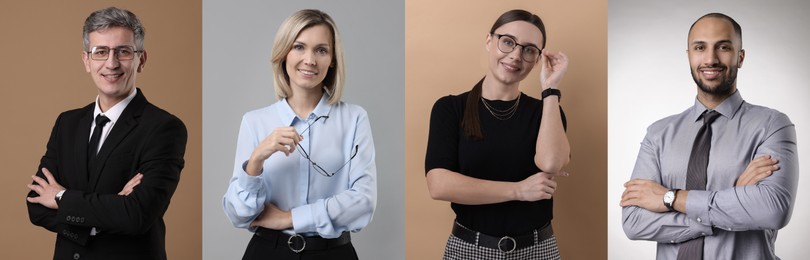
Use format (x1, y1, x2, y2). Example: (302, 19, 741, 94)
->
(677, 110, 720, 260)
(88, 114, 111, 160)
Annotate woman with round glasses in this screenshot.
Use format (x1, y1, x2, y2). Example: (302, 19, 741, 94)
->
(223, 9, 376, 260)
(425, 9, 570, 259)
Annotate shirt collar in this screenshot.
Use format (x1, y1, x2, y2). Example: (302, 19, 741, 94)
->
(691, 90, 743, 122)
(277, 91, 334, 127)
(93, 87, 137, 124)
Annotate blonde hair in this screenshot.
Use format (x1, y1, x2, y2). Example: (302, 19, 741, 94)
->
(271, 9, 345, 104)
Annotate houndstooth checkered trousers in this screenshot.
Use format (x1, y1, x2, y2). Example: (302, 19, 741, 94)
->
(443, 234, 561, 260)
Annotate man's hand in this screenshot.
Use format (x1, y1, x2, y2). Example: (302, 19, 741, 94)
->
(736, 155, 779, 186)
(118, 173, 143, 196)
(250, 203, 293, 230)
(621, 179, 669, 212)
(26, 168, 65, 209)
(514, 171, 569, 201)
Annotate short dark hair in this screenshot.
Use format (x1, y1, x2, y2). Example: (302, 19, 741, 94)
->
(688, 13, 742, 47)
(83, 7, 145, 50)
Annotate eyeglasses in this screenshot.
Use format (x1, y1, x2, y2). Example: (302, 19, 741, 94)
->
(492, 34, 542, 63)
(86, 46, 143, 61)
(296, 116, 359, 177)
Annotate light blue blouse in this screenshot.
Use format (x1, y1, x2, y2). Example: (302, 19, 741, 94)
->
(223, 94, 377, 238)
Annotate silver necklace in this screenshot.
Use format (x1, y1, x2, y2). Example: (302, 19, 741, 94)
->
(481, 94, 520, 120)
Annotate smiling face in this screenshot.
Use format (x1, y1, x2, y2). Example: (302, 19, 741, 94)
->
(284, 24, 333, 94)
(687, 17, 744, 96)
(82, 26, 146, 108)
(485, 21, 543, 87)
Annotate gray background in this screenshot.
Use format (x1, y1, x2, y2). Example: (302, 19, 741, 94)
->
(202, 0, 404, 259)
(608, 0, 810, 259)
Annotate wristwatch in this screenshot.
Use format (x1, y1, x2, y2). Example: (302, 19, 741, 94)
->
(56, 190, 66, 201)
(663, 189, 679, 211)
(541, 88, 561, 100)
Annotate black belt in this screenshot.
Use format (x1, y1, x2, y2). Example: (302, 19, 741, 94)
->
(254, 227, 351, 253)
(451, 222, 554, 253)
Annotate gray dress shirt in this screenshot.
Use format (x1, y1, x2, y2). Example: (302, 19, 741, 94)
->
(622, 90, 798, 260)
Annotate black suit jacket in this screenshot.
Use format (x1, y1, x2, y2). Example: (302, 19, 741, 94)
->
(27, 89, 187, 260)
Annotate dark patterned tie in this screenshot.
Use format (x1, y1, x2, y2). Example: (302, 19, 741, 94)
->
(677, 110, 720, 260)
(88, 114, 110, 161)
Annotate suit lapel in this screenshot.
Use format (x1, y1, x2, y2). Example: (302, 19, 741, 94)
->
(89, 89, 147, 189)
(74, 106, 94, 191)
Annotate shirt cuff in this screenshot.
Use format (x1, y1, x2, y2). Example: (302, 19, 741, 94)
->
(685, 190, 714, 235)
(239, 160, 264, 193)
(291, 204, 315, 234)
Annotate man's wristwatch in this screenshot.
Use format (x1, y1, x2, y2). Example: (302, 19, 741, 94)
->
(55, 190, 66, 201)
(663, 189, 679, 211)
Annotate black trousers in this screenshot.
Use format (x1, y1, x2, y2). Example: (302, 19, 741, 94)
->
(242, 233, 358, 260)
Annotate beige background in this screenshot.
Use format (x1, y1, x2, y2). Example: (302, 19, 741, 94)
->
(405, 0, 607, 259)
(0, 1, 201, 259)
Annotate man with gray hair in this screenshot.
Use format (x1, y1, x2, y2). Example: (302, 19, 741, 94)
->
(26, 7, 187, 260)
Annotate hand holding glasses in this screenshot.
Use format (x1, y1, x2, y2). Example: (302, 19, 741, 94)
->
(539, 50, 569, 90)
(296, 116, 359, 177)
(246, 126, 302, 176)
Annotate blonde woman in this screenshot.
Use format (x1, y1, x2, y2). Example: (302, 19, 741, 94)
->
(223, 9, 376, 260)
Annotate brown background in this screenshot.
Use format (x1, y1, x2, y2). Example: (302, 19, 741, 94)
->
(405, 0, 607, 259)
(0, 1, 201, 259)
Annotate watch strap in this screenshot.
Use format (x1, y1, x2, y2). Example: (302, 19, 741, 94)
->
(541, 88, 561, 100)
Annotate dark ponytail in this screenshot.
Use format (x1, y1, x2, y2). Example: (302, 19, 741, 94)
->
(462, 78, 485, 140)
(461, 9, 546, 140)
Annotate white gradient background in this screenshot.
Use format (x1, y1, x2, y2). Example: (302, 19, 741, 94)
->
(608, 0, 810, 259)
(202, 0, 404, 259)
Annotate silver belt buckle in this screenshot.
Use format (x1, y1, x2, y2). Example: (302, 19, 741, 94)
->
(497, 236, 516, 253)
(287, 233, 306, 253)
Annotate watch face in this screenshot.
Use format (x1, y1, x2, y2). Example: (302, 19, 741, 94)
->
(664, 191, 675, 203)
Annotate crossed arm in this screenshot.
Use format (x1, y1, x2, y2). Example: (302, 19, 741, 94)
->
(425, 95, 569, 205)
(26, 115, 187, 243)
(621, 155, 779, 213)
(27, 169, 143, 209)
(621, 122, 797, 242)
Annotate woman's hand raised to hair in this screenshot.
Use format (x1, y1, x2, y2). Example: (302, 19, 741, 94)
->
(539, 50, 569, 90)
